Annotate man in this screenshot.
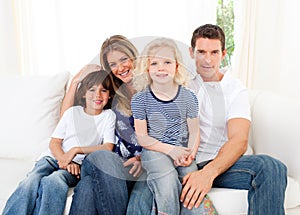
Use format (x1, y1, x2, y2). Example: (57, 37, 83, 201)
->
(127, 24, 287, 215)
(180, 24, 287, 215)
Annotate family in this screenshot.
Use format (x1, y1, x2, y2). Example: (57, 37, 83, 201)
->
(3, 24, 287, 215)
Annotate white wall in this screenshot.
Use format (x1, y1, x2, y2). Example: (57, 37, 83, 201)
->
(0, 0, 217, 77)
(0, 0, 19, 75)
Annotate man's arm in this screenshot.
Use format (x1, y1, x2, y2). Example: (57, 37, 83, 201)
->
(180, 118, 250, 209)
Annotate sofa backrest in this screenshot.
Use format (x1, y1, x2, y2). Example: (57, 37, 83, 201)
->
(249, 90, 300, 182)
(0, 72, 70, 161)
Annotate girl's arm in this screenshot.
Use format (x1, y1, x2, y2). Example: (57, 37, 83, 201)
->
(134, 118, 191, 161)
(176, 117, 200, 167)
(60, 64, 101, 117)
(187, 117, 200, 158)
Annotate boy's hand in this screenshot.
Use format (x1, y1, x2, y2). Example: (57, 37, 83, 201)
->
(57, 147, 78, 169)
(66, 162, 81, 179)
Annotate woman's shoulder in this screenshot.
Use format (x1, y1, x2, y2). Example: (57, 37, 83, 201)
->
(132, 88, 150, 101)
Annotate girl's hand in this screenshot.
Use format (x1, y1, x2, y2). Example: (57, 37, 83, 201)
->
(175, 154, 194, 167)
(66, 162, 81, 179)
(168, 146, 191, 164)
(123, 156, 143, 178)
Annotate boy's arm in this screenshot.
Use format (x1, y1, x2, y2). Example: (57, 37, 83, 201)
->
(49, 137, 73, 169)
(134, 119, 191, 161)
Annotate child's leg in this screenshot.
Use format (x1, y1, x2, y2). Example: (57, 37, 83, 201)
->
(177, 162, 218, 215)
(176, 161, 198, 182)
(2, 156, 57, 215)
(34, 168, 79, 215)
(142, 149, 181, 215)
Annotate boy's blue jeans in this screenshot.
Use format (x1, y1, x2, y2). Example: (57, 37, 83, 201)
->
(3, 156, 79, 215)
(127, 154, 287, 215)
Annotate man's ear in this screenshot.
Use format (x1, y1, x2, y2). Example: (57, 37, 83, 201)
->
(222, 49, 227, 60)
(189, 47, 195, 59)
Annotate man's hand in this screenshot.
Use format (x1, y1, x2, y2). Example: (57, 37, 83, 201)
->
(180, 169, 214, 209)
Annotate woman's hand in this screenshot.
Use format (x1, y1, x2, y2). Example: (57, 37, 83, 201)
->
(71, 64, 102, 85)
(123, 156, 143, 178)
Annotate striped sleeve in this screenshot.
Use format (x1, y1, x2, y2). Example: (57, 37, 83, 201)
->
(186, 88, 199, 119)
(131, 91, 147, 120)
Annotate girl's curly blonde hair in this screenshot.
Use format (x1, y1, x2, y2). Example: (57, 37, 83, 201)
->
(133, 37, 189, 92)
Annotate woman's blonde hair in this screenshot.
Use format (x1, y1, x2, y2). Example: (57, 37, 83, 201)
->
(133, 37, 189, 92)
(100, 35, 138, 116)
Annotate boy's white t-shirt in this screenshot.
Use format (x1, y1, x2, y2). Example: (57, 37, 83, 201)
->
(40, 106, 116, 164)
(189, 69, 251, 164)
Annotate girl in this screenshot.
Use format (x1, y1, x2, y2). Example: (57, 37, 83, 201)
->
(3, 69, 116, 215)
(131, 37, 200, 215)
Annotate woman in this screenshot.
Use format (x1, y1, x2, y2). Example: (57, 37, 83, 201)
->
(62, 35, 143, 215)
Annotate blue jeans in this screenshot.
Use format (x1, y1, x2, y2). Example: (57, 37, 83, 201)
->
(141, 150, 198, 215)
(127, 154, 287, 215)
(69, 150, 144, 215)
(3, 156, 79, 215)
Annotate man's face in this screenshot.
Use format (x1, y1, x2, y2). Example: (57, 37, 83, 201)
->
(189, 38, 226, 81)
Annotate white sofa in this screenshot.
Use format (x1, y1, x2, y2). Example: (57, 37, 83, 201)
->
(0, 72, 300, 215)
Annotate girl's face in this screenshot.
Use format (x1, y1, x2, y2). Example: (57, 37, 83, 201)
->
(107, 50, 134, 84)
(84, 84, 110, 115)
(148, 47, 177, 85)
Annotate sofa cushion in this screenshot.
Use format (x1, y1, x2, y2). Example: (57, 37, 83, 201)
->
(0, 72, 70, 160)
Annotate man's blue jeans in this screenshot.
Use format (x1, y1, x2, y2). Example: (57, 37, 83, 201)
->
(69, 150, 142, 215)
(127, 154, 287, 215)
(3, 156, 79, 215)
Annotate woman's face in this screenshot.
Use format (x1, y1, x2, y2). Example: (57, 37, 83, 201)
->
(107, 50, 134, 84)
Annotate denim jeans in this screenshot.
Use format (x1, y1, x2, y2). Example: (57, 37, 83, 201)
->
(3, 156, 79, 215)
(141, 150, 198, 215)
(69, 150, 143, 215)
(127, 154, 287, 215)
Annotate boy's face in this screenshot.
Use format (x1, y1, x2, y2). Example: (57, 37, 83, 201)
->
(84, 84, 110, 115)
(189, 37, 226, 81)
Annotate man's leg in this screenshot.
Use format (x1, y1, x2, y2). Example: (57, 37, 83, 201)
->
(205, 155, 287, 215)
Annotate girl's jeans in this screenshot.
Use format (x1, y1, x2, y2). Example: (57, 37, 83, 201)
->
(141, 150, 198, 215)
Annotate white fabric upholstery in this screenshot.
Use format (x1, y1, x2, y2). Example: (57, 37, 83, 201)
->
(0, 72, 70, 160)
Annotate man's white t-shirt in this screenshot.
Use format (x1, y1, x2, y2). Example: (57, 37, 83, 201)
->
(41, 106, 116, 164)
(189, 69, 251, 164)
